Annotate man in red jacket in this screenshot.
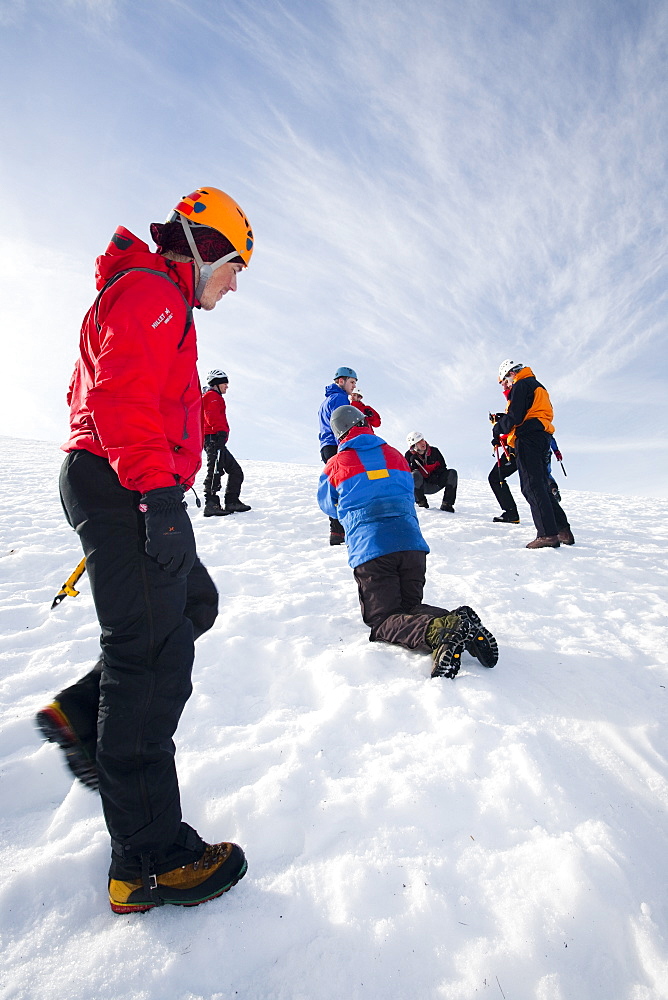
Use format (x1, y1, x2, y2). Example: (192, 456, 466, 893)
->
(35, 187, 253, 914)
(201, 369, 250, 516)
(349, 387, 381, 428)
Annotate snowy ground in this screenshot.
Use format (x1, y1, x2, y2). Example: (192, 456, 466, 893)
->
(0, 436, 666, 1000)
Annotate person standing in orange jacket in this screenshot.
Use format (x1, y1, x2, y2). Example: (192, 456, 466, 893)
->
(492, 361, 574, 549)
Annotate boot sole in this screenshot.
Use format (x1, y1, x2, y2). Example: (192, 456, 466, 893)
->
(35, 705, 98, 791)
(109, 858, 248, 914)
(455, 606, 499, 668)
(431, 640, 465, 678)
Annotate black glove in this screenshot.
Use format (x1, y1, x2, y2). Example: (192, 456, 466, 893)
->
(139, 486, 196, 578)
(364, 407, 373, 417)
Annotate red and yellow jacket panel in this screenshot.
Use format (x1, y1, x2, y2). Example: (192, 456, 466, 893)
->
(63, 227, 204, 493)
(317, 427, 429, 569)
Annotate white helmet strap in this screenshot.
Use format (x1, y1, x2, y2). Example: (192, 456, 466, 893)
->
(179, 216, 239, 300)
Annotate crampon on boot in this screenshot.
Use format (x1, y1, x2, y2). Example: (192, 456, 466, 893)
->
(426, 613, 471, 679)
(453, 605, 498, 667)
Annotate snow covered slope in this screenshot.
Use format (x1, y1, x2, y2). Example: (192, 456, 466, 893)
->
(0, 437, 666, 1000)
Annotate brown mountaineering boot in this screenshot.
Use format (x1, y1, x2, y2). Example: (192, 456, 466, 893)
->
(525, 535, 560, 549)
(557, 528, 575, 545)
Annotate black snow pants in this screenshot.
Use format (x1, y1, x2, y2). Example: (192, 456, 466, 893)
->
(321, 444, 344, 536)
(412, 467, 458, 507)
(514, 431, 570, 538)
(488, 453, 519, 517)
(353, 550, 450, 651)
(203, 431, 244, 503)
(58, 450, 218, 879)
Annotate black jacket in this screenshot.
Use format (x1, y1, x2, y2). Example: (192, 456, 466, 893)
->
(404, 445, 446, 478)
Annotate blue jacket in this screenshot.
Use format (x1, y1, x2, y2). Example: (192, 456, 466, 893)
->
(318, 382, 351, 449)
(318, 428, 430, 568)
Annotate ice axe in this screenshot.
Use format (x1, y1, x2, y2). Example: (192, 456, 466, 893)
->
(51, 557, 87, 608)
(553, 447, 567, 477)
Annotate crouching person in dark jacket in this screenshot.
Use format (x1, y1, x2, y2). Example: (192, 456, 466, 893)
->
(405, 432, 458, 511)
(318, 406, 498, 678)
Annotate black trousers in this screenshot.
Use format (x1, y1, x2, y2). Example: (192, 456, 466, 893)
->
(321, 444, 343, 535)
(58, 450, 218, 878)
(412, 467, 458, 506)
(203, 432, 244, 502)
(353, 551, 449, 651)
(489, 450, 560, 516)
(515, 432, 570, 537)
(488, 453, 519, 516)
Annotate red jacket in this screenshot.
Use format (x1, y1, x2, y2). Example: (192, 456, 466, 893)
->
(350, 399, 381, 428)
(63, 227, 204, 493)
(202, 388, 230, 435)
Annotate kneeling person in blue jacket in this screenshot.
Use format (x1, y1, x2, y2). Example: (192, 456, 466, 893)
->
(317, 406, 498, 678)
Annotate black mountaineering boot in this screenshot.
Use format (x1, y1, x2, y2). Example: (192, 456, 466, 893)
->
(224, 499, 251, 513)
(426, 613, 471, 679)
(453, 606, 498, 667)
(493, 511, 520, 523)
(35, 700, 98, 790)
(203, 495, 230, 517)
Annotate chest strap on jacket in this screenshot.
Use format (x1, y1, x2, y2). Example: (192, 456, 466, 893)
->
(94, 268, 193, 347)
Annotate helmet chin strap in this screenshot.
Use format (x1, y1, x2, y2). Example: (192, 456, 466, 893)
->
(179, 216, 240, 300)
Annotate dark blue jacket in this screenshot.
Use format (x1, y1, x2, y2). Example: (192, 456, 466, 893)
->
(318, 382, 350, 449)
(318, 428, 430, 568)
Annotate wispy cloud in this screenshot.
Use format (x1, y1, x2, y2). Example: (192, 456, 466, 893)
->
(0, 0, 666, 494)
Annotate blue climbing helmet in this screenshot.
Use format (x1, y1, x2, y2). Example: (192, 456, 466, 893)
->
(333, 366, 358, 380)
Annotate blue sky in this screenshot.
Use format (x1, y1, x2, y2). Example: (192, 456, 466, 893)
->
(1, 0, 666, 496)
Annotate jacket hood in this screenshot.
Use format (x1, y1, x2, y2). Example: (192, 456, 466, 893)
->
(324, 382, 348, 398)
(514, 366, 535, 382)
(94, 226, 196, 302)
(339, 427, 384, 452)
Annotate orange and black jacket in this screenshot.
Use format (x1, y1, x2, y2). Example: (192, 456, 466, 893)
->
(493, 367, 555, 448)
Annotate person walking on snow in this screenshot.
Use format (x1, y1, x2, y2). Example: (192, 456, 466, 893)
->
(35, 186, 253, 914)
(405, 432, 458, 512)
(201, 369, 250, 516)
(492, 360, 574, 549)
(318, 365, 358, 545)
(318, 405, 498, 678)
(349, 387, 381, 428)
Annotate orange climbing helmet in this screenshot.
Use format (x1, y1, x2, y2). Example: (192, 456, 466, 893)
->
(169, 187, 254, 267)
